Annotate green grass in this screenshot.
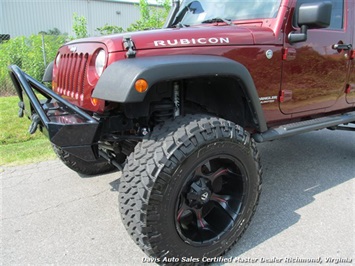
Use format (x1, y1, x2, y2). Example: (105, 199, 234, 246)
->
(0, 96, 55, 166)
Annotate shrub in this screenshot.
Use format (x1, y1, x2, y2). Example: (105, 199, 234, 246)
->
(0, 34, 66, 95)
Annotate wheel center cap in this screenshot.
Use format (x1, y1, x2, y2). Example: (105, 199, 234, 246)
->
(200, 191, 210, 202)
(188, 179, 211, 205)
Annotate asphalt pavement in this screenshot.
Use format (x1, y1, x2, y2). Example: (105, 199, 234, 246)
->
(1, 129, 354, 265)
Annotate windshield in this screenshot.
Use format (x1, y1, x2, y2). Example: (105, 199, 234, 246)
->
(172, 0, 282, 26)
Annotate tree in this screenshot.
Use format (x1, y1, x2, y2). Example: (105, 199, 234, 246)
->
(96, 24, 124, 35)
(126, 0, 171, 32)
(38, 28, 65, 36)
(72, 13, 89, 39)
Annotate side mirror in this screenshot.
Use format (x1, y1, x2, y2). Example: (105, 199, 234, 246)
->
(288, 1, 332, 43)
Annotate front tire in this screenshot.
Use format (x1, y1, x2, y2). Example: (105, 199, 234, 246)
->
(119, 115, 262, 262)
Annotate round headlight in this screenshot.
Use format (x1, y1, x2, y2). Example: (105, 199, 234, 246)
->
(95, 49, 106, 77)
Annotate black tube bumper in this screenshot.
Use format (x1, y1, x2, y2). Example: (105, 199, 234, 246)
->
(8, 65, 100, 161)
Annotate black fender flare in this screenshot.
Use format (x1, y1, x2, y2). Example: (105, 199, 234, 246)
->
(92, 55, 267, 132)
(42, 61, 54, 82)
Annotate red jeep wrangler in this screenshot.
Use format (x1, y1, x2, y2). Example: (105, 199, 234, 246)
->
(9, 0, 355, 262)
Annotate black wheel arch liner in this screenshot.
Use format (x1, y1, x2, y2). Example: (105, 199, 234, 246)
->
(42, 61, 54, 82)
(92, 55, 267, 132)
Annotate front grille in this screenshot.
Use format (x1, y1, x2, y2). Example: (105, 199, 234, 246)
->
(56, 53, 88, 101)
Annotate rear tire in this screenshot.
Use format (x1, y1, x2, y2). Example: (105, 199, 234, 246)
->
(53, 145, 116, 175)
(119, 115, 262, 262)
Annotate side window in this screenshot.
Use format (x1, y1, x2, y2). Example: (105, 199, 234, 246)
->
(329, 0, 344, 29)
(294, 0, 344, 30)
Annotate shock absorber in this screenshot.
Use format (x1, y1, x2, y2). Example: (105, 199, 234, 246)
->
(173, 82, 180, 118)
(151, 82, 181, 124)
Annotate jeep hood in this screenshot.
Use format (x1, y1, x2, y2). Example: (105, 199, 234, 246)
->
(67, 26, 276, 52)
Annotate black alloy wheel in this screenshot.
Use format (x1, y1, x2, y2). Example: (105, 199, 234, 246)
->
(175, 155, 247, 246)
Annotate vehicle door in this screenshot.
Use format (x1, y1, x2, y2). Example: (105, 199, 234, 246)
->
(280, 0, 351, 114)
(346, 0, 355, 104)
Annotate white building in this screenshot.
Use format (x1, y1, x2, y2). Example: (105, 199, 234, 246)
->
(0, 0, 144, 37)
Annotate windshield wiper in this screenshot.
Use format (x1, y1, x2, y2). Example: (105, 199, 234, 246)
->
(172, 22, 189, 28)
(201, 18, 233, 25)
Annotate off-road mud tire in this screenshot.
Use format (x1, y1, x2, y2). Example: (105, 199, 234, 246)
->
(119, 115, 262, 264)
(53, 145, 116, 175)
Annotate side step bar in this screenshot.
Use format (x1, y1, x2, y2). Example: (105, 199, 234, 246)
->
(253, 111, 355, 143)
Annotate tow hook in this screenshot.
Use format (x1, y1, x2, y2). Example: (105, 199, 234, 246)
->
(28, 114, 41, 134)
(18, 101, 24, 118)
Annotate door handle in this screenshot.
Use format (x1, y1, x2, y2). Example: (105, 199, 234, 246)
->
(332, 43, 352, 50)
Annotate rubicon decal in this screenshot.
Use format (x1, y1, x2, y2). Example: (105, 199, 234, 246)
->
(154, 37, 230, 47)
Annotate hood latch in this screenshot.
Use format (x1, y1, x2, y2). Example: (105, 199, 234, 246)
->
(123, 36, 136, 58)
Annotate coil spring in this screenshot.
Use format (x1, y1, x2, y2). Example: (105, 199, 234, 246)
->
(151, 99, 175, 123)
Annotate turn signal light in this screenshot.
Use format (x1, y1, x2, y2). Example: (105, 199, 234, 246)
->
(345, 84, 351, 94)
(350, 50, 355, 60)
(91, 97, 99, 106)
(135, 79, 148, 93)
